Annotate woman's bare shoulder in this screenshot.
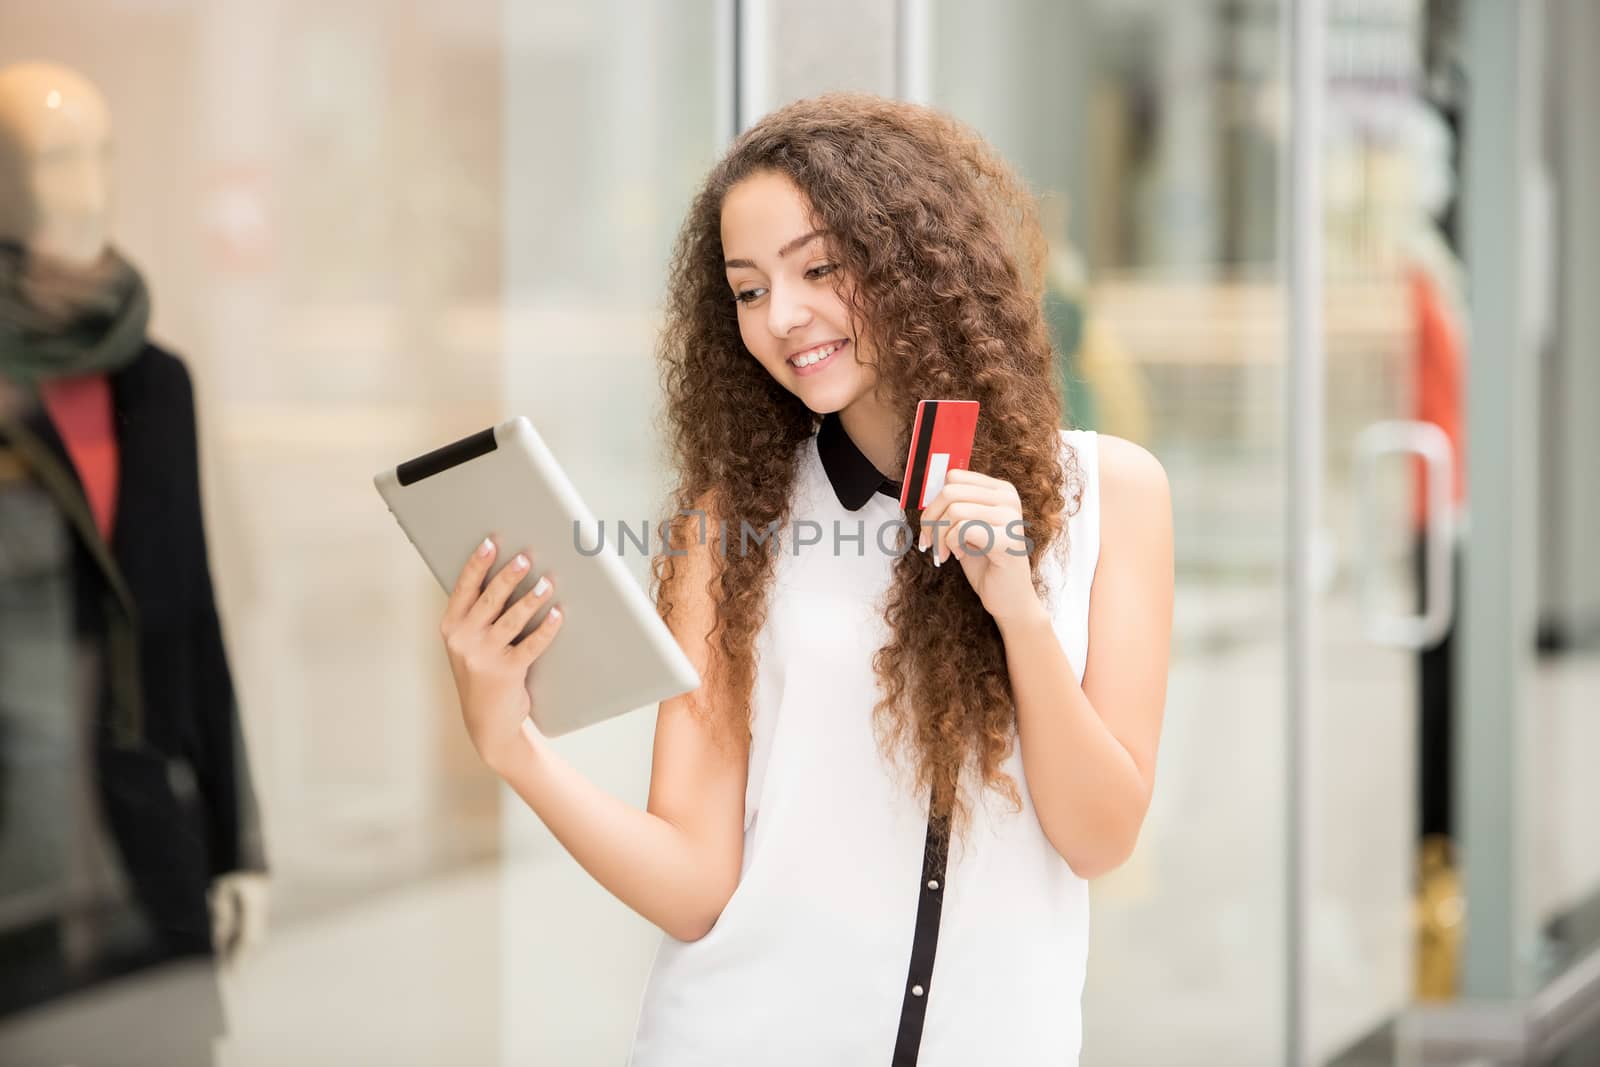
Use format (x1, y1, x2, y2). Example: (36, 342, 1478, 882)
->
(1092, 433, 1170, 534)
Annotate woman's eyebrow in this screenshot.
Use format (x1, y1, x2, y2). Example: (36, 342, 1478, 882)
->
(724, 228, 828, 271)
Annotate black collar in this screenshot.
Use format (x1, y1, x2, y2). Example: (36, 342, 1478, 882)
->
(817, 410, 902, 511)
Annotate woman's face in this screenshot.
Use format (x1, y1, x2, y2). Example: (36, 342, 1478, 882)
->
(720, 170, 878, 415)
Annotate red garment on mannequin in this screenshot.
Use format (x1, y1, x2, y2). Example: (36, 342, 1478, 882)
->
(1409, 267, 1466, 532)
(38, 372, 120, 540)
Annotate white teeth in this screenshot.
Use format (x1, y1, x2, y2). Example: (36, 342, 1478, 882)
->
(793, 342, 841, 367)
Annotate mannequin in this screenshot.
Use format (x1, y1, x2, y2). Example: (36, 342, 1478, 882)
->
(0, 60, 267, 1057)
(1407, 45, 1469, 1002)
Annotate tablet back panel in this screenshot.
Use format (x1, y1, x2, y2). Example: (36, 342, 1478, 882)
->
(375, 417, 699, 736)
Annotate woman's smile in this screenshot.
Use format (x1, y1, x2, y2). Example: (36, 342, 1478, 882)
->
(788, 338, 848, 376)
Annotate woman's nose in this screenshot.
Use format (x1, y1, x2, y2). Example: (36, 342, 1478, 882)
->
(766, 282, 813, 338)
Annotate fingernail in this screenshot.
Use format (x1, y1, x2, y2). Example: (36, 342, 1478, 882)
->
(549, 607, 562, 621)
(532, 576, 550, 596)
(513, 553, 529, 571)
(933, 549, 941, 568)
(478, 538, 494, 557)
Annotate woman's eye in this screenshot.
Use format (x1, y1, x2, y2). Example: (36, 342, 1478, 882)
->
(733, 268, 829, 305)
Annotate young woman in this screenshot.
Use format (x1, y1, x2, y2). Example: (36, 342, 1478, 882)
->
(439, 93, 1173, 1066)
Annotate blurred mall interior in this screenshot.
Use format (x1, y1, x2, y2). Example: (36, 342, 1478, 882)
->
(0, 1, 1595, 1064)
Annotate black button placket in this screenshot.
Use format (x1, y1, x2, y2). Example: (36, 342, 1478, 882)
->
(891, 791, 952, 1066)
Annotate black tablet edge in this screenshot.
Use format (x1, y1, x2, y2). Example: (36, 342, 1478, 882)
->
(396, 426, 500, 486)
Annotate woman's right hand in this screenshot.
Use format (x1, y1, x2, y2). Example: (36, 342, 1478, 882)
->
(440, 536, 565, 773)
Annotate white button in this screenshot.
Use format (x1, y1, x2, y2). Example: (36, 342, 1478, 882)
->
(912, 985, 925, 997)
(927, 879, 939, 890)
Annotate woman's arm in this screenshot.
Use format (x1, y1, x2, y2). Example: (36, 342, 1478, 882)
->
(490, 701, 747, 942)
(999, 434, 1174, 879)
(446, 500, 748, 943)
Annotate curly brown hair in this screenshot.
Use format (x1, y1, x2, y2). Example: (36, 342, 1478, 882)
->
(649, 92, 1083, 851)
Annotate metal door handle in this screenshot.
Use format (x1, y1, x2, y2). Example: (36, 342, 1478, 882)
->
(1353, 420, 1455, 649)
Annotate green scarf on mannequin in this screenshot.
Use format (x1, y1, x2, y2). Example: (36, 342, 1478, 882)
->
(0, 241, 150, 384)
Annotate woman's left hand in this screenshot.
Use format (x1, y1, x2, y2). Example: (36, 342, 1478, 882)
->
(917, 468, 1043, 628)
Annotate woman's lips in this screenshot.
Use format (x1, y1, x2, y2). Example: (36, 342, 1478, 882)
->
(790, 339, 847, 377)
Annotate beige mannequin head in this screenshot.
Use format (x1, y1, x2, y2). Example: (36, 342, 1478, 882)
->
(0, 61, 114, 268)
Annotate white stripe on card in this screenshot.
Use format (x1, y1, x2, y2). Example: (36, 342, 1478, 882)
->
(921, 452, 950, 509)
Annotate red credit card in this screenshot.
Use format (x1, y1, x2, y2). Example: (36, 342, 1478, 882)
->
(898, 399, 980, 510)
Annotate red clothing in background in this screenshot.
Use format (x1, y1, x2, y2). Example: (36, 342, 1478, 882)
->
(38, 372, 120, 541)
(1409, 267, 1466, 532)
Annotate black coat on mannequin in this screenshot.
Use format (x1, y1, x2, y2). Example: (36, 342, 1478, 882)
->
(0, 340, 264, 1021)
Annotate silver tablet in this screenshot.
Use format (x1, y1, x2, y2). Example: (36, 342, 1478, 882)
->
(374, 416, 700, 737)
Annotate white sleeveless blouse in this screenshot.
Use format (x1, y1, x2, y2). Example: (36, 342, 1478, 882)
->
(628, 425, 1101, 1067)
